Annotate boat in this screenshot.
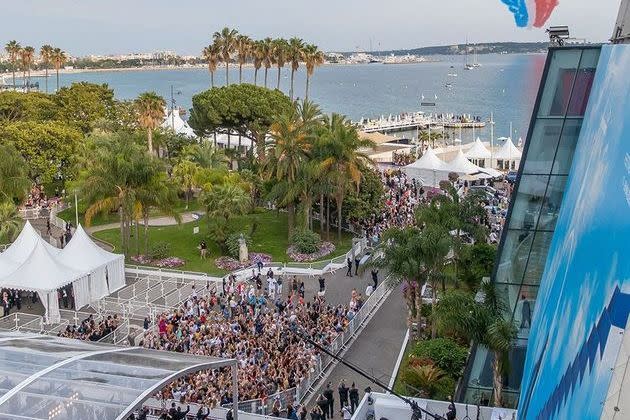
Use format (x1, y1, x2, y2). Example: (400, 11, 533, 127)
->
(445, 83, 453, 89)
(464, 64, 474, 70)
(447, 73, 458, 77)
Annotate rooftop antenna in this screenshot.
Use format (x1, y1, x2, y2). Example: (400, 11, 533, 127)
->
(546, 26, 570, 46)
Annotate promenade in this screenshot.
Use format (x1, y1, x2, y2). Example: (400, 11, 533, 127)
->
(306, 282, 408, 419)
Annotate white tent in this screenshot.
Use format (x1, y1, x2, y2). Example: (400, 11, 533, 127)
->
(0, 221, 59, 265)
(403, 148, 450, 187)
(494, 138, 522, 170)
(58, 225, 126, 301)
(465, 138, 492, 167)
(162, 108, 196, 138)
(443, 149, 485, 174)
(0, 238, 88, 323)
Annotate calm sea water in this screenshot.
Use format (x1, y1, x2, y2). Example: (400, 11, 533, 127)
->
(53, 53, 546, 142)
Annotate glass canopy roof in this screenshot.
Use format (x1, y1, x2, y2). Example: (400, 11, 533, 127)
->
(0, 332, 235, 420)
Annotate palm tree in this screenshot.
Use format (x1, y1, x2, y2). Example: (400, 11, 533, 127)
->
(202, 43, 221, 87)
(235, 34, 252, 84)
(252, 40, 264, 86)
(4, 40, 21, 90)
(319, 114, 374, 239)
(0, 201, 22, 243)
(213, 27, 238, 85)
(19, 46, 35, 92)
(434, 283, 517, 407)
(0, 144, 30, 203)
(135, 92, 166, 155)
(51, 48, 67, 92)
(272, 38, 288, 91)
(303, 44, 325, 100)
(266, 106, 313, 237)
(40, 45, 54, 93)
(261, 37, 274, 88)
(181, 142, 229, 169)
(136, 171, 181, 254)
(202, 182, 251, 225)
(80, 138, 156, 254)
(172, 159, 200, 209)
(287, 37, 305, 100)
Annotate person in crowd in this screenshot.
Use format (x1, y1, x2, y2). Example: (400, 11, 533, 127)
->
(318, 276, 325, 293)
(195, 406, 209, 419)
(354, 256, 360, 276)
(341, 402, 352, 420)
(323, 382, 335, 419)
(316, 394, 329, 420)
(338, 379, 349, 409)
(286, 404, 299, 419)
(199, 240, 207, 259)
(370, 269, 379, 289)
(346, 258, 353, 277)
(349, 383, 360, 413)
(298, 405, 308, 420)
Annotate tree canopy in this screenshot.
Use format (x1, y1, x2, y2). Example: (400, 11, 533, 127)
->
(54, 82, 116, 133)
(189, 84, 293, 157)
(0, 120, 82, 183)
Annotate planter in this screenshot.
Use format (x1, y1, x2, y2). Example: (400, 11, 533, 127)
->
(215, 252, 272, 271)
(287, 242, 335, 262)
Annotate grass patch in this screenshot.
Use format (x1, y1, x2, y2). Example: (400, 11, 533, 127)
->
(93, 210, 353, 276)
(58, 198, 202, 226)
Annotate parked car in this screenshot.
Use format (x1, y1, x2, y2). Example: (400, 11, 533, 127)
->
(506, 171, 518, 183)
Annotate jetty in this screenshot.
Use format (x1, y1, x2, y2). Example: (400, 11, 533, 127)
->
(356, 112, 486, 134)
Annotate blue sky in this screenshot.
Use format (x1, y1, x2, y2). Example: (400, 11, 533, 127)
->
(1, 1, 621, 55)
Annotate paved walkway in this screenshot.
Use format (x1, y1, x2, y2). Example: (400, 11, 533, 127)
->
(307, 285, 408, 419)
(85, 211, 203, 234)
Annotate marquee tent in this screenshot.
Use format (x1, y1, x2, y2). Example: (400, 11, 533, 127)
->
(0, 221, 59, 264)
(443, 149, 486, 174)
(403, 147, 449, 187)
(0, 222, 127, 323)
(0, 238, 88, 323)
(494, 137, 522, 170)
(162, 108, 196, 137)
(465, 138, 492, 167)
(57, 225, 126, 301)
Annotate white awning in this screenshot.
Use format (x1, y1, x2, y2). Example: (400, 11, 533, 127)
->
(494, 137, 522, 160)
(465, 138, 492, 159)
(443, 149, 485, 174)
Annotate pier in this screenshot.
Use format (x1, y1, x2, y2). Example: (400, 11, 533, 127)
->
(356, 112, 486, 133)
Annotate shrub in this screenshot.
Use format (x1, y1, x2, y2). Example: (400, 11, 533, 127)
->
(290, 229, 320, 254)
(411, 338, 469, 379)
(147, 242, 171, 260)
(226, 232, 252, 259)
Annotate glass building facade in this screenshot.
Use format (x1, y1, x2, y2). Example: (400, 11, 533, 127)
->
(460, 45, 602, 407)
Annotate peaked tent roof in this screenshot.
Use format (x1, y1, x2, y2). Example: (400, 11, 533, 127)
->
(465, 138, 492, 159)
(0, 238, 85, 292)
(405, 147, 447, 170)
(0, 221, 59, 265)
(162, 109, 196, 138)
(443, 149, 484, 174)
(57, 224, 123, 270)
(494, 137, 522, 160)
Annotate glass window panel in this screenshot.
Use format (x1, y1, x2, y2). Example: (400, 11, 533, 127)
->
(495, 229, 535, 285)
(537, 50, 582, 117)
(467, 346, 494, 389)
(507, 175, 549, 231)
(552, 120, 582, 175)
(567, 49, 600, 116)
(537, 175, 568, 231)
(504, 344, 528, 391)
(522, 119, 563, 175)
(513, 286, 539, 339)
(521, 230, 555, 286)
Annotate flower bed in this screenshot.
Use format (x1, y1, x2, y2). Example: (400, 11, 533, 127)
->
(215, 252, 272, 271)
(131, 255, 185, 268)
(287, 242, 335, 262)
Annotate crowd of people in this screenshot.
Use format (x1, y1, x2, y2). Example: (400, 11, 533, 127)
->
(357, 170, 428, 245)
(57, 313, 120, 341)
(140, 272, 366, 412)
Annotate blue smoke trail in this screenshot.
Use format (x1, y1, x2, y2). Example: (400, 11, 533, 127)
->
(501, 0, 529, 27)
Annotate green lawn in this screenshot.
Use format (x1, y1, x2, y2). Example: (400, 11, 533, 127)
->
(93, 210, 353, 276)
(58, 198, 203, 227)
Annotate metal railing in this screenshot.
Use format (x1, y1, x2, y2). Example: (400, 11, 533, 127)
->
(229, 281, 390, 415)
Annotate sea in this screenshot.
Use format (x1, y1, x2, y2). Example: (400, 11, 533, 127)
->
(50, 53, 547, 143)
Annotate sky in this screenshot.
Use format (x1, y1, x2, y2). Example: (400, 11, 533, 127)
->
(0, 0, 621, 56)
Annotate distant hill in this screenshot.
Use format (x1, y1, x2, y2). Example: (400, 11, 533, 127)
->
(338, 42, 549, 56)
